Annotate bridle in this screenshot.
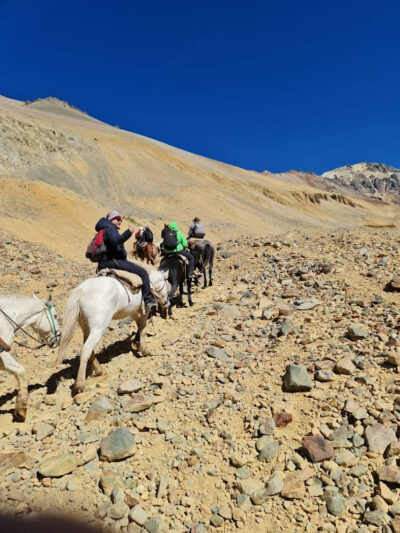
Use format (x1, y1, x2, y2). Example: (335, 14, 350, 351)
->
(0, 303, 60, 349)
(151, 277, 169, 310)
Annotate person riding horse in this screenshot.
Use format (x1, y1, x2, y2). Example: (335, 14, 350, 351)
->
(135, 225, 153, 247)
(161, 222, 195, 278)
(95, 210, 156, 311)
(188, 217, 206, 240)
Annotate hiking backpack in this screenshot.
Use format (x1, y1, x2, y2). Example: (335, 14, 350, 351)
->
(144, 227, 153, 243)
(85, 230, 107, 262)
(163, 229, 178, 251)
(193, 222, 205, 238)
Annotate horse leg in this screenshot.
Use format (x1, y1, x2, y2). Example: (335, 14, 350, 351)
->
(209, 264, 213, 286)
(79, 320, 101, 377)
(88, 354, 103, 377)
(133, 315, 149, 355)
(202, 267, 207, 289)
(187, 277, 193, 306)
(0, 353, 28, 421)
(178, 281, 184, 307)
(74, 328, 104, 393)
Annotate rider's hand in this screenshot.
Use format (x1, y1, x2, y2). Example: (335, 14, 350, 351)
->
(128, 225, 135, 234)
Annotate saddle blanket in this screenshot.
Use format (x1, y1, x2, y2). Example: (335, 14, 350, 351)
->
(98, 268, 142, 292)
(163, 254, 189, 266)
(188, 238, 211, 247)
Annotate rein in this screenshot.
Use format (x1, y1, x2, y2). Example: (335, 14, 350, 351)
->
(0, 304, 59, 349)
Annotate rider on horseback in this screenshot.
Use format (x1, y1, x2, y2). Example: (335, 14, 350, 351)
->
(136, 225, 153, 247)
(95, 210, 156, 310)
(188, 217, 206, 239)
(162, 222, 195, 278)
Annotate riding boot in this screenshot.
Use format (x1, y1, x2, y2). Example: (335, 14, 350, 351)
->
(178, 250, 195, 278)
(143, 292, 156, 310)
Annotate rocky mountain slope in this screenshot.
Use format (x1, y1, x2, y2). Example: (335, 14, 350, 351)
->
(1, 95, 399, 263)
(2, 93, 400, 532)
(322, 163, 400, 204)
(1, 227, 400, 533)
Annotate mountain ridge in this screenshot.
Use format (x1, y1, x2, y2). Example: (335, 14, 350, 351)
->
(1, 95, 399, 261)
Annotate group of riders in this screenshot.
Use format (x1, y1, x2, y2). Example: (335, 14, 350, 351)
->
(94, 211, 207, 311)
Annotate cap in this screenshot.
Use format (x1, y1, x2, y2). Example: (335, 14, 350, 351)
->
(107, 210, 121, 221)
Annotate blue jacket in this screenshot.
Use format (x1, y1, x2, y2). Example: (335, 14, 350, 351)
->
(95, 218, 132, 262)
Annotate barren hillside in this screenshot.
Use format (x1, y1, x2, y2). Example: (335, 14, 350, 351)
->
(1, 95, 399, 263)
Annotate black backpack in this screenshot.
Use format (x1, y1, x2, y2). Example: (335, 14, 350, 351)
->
(144, 227, 153, 243)
(163, 229, 178, 250)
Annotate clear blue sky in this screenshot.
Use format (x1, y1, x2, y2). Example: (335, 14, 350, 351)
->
(1, 0, 399, 174)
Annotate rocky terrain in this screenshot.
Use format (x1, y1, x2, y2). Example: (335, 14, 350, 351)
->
(1, 226, 400, 533)
(322, 163, 400, 204)
(1, 92, 400, 533)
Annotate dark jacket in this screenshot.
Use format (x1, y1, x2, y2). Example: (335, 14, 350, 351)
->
(95, 218, 132, 262)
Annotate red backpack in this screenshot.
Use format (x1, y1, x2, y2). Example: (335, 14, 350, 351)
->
(85, 230, 107, 262)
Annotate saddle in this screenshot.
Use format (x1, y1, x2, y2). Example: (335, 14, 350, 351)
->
(188, 238, 210, 249)
(98, 268, 142, 293)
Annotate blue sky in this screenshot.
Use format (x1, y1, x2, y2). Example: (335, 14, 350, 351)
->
(1, 0, 399, 174)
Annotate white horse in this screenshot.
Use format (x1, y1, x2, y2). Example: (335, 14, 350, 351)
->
(55, 269, 169, 393)
(0, 294, 61, 421)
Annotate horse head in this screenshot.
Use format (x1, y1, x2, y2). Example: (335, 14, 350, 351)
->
(32, 294, 61, 347)
(150, 270, 170, 318)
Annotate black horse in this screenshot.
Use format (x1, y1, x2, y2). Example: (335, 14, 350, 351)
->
(159, 253, 193, 314)
(190, 240, 214, 288)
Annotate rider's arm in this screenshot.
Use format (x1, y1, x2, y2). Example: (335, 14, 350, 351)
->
(107, 226, 132, 247)
(179, 232, 188, 249)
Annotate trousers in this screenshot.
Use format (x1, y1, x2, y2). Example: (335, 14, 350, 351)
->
(178, 250, 195, 276)
(99, 259, 151, 299)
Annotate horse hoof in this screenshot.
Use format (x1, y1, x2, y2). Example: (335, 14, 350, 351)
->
(90, 366, 103, 377)
(14, 406, 27, 422)
(73, 383, 87, 394)
(139, 348, 150, 356)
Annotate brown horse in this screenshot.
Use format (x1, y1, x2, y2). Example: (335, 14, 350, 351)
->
(133, 242, 158, 265)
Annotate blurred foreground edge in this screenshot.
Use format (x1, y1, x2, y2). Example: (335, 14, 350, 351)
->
(0, 513, 107, 533)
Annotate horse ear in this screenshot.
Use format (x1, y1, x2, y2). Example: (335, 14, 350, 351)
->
(46, 293, 53, 305)
(162, 270, 169, 280)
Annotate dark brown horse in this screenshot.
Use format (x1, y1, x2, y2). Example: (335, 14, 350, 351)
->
(133, 242, 158, 265)
(159, 253, 193, 314)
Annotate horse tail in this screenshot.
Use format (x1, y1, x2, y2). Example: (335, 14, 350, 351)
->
(54, 289, 81, 366)
(203, 243, 212, 267)
(208, 243, 215, 267)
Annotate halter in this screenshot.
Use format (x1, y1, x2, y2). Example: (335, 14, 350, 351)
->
(42, 304, 60, 346)
(0, 302, 60, 349)
(151, 277, 169, 309)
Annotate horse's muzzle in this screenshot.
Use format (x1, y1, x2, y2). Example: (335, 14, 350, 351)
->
(49, 332, 61, 348)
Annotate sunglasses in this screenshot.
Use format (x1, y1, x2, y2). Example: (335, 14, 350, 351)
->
(113, 217, 122, 222)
